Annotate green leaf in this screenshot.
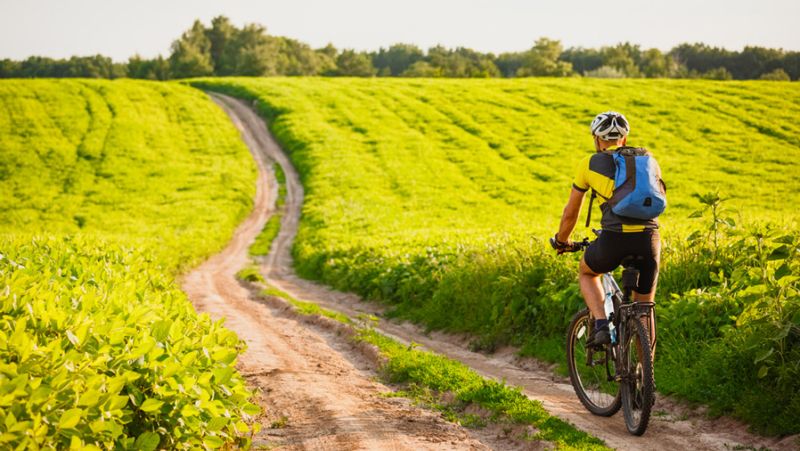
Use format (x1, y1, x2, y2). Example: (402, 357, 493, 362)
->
(151, 320, 172, 342)
(777, 275, 799, 287)
(107, 395, 129, 410)
(139, 398, 164, 413)
(234, 420, 249, 433)
(768, 245, 790, 261)
(775, 234, 796, 245)
(754, 348, 773, 363)
(688, 210, 704, 219)
(180, 350, 198, 367)
(180, 404, 199, 417)
(242, 402, 261, 416)
(77, 390, 101, 407)
(757, 365, 769, 379)
(211, 350, 238, 364)
(134, 432, 161, 451)
(130, 336, 156, 359)
(59, 408, 83, 429)
(203, 435, 225, 448)
(207, 416, 229, 432)
(775, 263, 792, 280)
(212, 367, 234, 385)
(65, 330, 80, 347)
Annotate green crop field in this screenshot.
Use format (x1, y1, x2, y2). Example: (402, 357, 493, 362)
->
(0, 80, 259, 448)
(194, 77, 800, 435)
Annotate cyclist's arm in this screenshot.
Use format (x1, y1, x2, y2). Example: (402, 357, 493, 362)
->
(556, 187, 585, 243)
(556, 155, 591, 242)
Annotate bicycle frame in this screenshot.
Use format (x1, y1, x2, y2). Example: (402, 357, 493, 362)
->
(587, 270, 656, 383)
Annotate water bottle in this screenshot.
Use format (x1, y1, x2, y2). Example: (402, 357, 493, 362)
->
(604, 291, 617, 344)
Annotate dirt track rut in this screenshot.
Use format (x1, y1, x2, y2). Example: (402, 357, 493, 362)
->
(185, 93, 796, 450)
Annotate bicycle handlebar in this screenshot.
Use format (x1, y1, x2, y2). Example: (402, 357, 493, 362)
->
(549, 236, 591, 254)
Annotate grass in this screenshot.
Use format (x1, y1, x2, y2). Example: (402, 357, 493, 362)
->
(191, 77, 800, 435)
(250, 164, 287, 256)
(0, 79, 259, 448)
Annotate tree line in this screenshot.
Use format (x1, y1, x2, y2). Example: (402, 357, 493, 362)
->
(1, 16, 797, 81)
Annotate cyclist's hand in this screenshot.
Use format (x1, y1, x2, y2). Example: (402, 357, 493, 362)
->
(550, 233, 572, 255)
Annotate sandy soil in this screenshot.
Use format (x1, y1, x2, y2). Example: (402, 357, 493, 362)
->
(185, 93, 798, 451)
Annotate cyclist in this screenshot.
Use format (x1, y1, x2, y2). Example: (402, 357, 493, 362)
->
(552, 112, 661, 349)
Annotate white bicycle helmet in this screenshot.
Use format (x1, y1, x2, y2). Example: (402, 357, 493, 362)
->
(590, 111, 630, 140)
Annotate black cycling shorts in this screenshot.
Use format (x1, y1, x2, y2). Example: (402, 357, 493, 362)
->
(583, 230, 661, 294)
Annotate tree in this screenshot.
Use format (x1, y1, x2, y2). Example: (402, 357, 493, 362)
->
(639, 48, 678, 78)
(316, 44, 339, 75)
(169, 20, 213, 78)
(128, 55, 170, 80)
(734, 46, 783, 79)
(700, 67, 733, 80)
(425, 46, 499, 78)
(495, 52, 525, 77)
(584, 66, 626, 78)
(372, 44, 424, 76)
(228, 24, 279, 76)
(781, 52, 800, 80)
(559, 47, 604, 75)
(206, 16, 238, 75)
(760, 68, 791, 81)
(0, 59, 20, 78)
(275, 37, 332, 75)
(401, 61, 440, 77)
(334, 50, 376, 76)
(670, 43, 732, 76)
(515, 38, 573, 77)
(602, 43, 641, 77)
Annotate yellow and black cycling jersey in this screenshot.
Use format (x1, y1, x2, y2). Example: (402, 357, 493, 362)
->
(572, 147, 659, 233)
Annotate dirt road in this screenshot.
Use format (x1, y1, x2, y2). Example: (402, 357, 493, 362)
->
(186, 93, 795, 450)
(182, 93, 491, 450)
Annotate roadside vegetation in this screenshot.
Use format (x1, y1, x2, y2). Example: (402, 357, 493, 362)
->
(193, 77, 800, 435)
(250, 163, 286, 256)
(0, 80, 259, 448)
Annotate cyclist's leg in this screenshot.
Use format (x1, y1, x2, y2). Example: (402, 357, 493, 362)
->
(632, 230, 661, 358)
(582, 233, 622, 325)
(579, 257, 605, 321)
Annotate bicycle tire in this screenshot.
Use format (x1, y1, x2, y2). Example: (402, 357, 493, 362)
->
(620, 316, 655, 435)
(566, 308, 621, 416)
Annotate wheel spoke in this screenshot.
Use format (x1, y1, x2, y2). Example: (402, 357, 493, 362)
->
(621, 318, 655, 435)
(567, 309, 621, 416)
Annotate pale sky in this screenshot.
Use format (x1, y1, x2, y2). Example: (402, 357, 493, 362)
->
(1, 0, 798, 60)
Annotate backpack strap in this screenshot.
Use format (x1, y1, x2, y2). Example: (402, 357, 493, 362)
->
(624, 154, 636, 183)
(585, 189, 596, 227)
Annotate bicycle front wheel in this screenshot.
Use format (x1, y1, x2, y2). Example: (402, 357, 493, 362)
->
(566, 308, 621, 416)
(620, 317, 655, 435)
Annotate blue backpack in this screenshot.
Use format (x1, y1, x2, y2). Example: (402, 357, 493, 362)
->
(608, 147, 667, 219)
(585, 147, 667, 226)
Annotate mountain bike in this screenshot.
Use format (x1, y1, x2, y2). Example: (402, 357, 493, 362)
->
(551, 233, 656, 436)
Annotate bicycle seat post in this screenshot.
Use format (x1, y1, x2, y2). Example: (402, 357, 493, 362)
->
(620, 256, 640, 301)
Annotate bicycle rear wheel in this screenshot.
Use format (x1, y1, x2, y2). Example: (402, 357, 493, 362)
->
(566, 308, 621, 416)
(620, 317, 655, 435)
